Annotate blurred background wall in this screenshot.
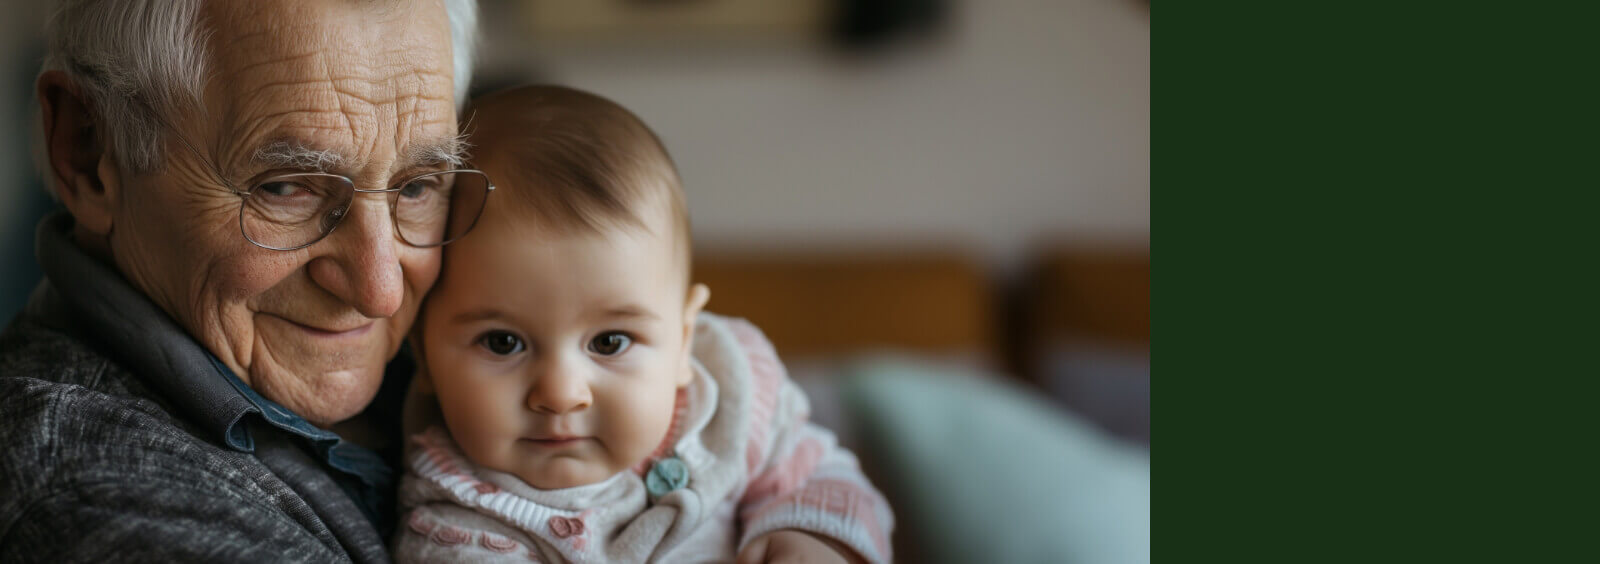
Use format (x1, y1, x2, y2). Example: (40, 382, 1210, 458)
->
(478, 0, 1149, 269)
(1, 2, 53, 325)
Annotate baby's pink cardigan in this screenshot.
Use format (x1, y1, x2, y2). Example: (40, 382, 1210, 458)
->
(394, 314, 894, 563)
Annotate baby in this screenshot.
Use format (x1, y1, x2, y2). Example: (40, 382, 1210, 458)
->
(394, 85, 894, 563)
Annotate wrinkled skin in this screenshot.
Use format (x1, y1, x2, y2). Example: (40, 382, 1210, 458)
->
(45, 0, 458, 427)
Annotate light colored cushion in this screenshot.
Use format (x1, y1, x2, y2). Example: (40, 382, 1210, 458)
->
(839, 356, 1149, 564)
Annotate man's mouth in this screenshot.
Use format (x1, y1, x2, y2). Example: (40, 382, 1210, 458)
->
(267, 313, 375, 338)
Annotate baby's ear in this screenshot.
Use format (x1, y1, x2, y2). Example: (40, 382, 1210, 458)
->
(684, 283, 711, 323)
(683, 283, 710, 343)
(677, 283, 711, 386)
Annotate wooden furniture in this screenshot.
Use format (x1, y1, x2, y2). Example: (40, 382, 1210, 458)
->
(1018, 246, 1151, 443)
(692, 252, 998, 362)
(1024, 248, 1150, 347)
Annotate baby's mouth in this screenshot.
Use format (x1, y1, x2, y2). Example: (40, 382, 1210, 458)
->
(520, 435, 588, 448)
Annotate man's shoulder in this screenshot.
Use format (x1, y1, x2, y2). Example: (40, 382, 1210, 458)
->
(0, 369, 189, 461)
(1, 306, 183, 415)
(0, 382, 339, 561)
(0, 316, 270, 524)
(0, 312, 121, 389)
(0, 372, 307, 550)
(0, 311, 172, 442)
(0, 312, 187, 459)
(0, 317, 348, 561)
(0, 369, 259, 499)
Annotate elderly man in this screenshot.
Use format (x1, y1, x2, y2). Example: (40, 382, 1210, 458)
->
(0, 0, 484, 561)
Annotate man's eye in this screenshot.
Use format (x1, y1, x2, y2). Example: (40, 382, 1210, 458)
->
(477, 331, 525, 356)
(398, 182, 426, 199)
(398, 177, 441, 200)
(588, 332, 632, 356)
(257, 181, 307, 198)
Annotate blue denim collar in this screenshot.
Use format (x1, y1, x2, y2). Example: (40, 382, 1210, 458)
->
(205, 354, 392, 491)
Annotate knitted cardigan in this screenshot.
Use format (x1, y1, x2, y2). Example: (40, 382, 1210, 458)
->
(393, 314, 893, 563)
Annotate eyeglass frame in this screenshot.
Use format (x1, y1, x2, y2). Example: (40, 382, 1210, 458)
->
(163, 125, 494, 252)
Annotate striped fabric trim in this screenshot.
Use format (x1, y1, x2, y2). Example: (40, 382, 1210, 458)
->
(407, 429, 604, 560)
(741, 477, 892, 564)
(738, 435, 827, 520)
(727, 318, 787, 475)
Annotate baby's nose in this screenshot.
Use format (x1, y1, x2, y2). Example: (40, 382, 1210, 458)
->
(527, 366, 593, 414)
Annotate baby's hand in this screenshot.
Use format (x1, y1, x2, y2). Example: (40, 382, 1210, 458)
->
(736, 530, 865, 564)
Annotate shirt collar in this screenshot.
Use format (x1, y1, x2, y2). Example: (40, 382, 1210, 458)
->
(207, 353, 390, 482)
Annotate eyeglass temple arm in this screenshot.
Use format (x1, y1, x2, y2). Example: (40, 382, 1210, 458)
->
(130, 92, 247, 197)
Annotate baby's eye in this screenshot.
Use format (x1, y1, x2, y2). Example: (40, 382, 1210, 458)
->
(588, 332, 632, 356)
(477, 331, 525, 356)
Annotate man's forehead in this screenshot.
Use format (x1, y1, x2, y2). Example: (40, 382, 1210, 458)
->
(214, 94, 458, 177)
(204, 0, 450, 66)
(196, 0, 458, 173)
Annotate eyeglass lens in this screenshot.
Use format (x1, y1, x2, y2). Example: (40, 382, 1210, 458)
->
(239, 170, 490, 250)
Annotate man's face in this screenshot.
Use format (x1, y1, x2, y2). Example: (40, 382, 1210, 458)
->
(105, 0, 458, 426)
(420, 198, 703, 490)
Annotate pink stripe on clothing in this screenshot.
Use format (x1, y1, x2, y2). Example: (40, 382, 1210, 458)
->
(746, 478, 892, 561)
(740, 437, 826, 516)
(729, 319, 786, 474)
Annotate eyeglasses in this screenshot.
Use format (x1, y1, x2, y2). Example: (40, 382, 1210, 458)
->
(234, 169, 494, 250)
(167, 130, 493, 251)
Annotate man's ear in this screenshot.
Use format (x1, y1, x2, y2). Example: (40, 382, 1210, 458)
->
(676, 283, 711, 387)
(38, 70, 120, 237)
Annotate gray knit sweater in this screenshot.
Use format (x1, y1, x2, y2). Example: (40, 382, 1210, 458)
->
(0, 213, 395, 562)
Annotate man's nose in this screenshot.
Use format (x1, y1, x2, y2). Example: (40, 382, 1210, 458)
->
(527, 354, 594, 415)
(306, 192, 405, 318)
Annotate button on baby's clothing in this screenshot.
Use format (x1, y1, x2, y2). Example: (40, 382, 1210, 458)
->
(647, 456, 690, 499)
(479, 532, 520, 553)
(430, 525, 471, 546)
(548, 516, 585, 538)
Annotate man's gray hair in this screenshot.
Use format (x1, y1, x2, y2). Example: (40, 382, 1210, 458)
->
(38, 0, 479, 176)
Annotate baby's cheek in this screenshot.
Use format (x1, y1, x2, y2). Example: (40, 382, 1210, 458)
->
(608, 386, 677, 467)
(459, 421, 516, 472)
(439, 386, 511, 465)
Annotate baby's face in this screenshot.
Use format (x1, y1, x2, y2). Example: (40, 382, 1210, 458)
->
(420, 203, 705, 489)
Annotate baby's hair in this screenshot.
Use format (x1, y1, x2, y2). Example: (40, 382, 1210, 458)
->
(463, 85, 692, 272)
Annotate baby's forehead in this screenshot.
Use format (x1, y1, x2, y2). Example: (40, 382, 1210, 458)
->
(471, 192, 688, 268)
(517, 206, 683, 252)
(485, 169, 679, 233)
